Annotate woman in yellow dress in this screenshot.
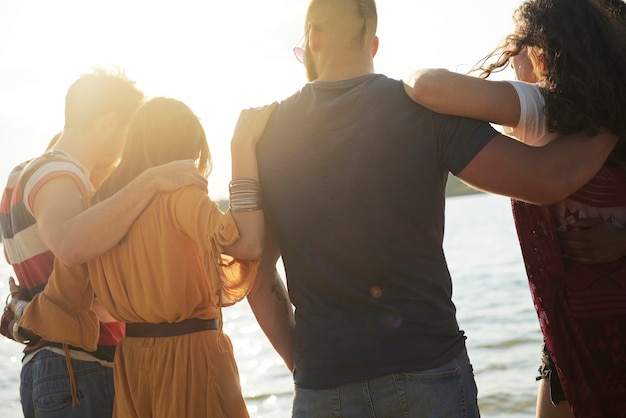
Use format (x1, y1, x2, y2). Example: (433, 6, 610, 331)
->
(19, 97, 276, 417)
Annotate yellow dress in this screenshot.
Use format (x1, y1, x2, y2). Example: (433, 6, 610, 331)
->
(21, 185, 258, 418)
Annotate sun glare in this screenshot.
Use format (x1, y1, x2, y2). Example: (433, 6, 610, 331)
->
(0, 0, 521, 199)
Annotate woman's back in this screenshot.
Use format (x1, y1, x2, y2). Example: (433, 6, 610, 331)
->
(87, 186, 255, 324)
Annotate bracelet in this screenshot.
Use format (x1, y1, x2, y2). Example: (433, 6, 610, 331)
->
(12, 320, 29, 344)
(229, 179, 263, 212)
(14, 300, 28, 321)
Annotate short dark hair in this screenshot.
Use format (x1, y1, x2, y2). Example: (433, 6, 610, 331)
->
(64, 67, 145, 129)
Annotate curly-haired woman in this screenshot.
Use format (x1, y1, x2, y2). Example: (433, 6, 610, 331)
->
(405, 0, 626, 417)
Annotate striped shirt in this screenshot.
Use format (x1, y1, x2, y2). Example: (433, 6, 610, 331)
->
(0, 150, 124, 362)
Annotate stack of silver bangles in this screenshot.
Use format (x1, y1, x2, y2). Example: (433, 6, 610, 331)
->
(229, 178, 262, 212)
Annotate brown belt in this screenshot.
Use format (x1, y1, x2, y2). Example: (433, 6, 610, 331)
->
(125, 318, 218, 338)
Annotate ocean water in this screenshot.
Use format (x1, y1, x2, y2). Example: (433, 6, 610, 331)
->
(0, 193, 542, 417)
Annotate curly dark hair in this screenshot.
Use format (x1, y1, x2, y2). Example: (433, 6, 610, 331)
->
(475, 0, 626, 164)
(604, 0, 626, 17)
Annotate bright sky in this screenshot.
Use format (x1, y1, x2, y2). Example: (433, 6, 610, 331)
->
(0, 0, 523, 200)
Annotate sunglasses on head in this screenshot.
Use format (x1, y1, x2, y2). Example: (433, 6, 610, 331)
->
(293, 35, 305, 64)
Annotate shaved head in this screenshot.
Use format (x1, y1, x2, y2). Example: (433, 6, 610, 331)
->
(306, 0, 377, 45)
(303, 0, 378, 81)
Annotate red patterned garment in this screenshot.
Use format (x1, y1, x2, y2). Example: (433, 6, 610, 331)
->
(512, 165, 626, 418)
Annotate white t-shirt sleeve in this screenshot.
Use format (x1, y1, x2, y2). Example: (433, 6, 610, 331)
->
(503, 80, 548, 145)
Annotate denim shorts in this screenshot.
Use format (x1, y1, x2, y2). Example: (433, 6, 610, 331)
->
(293, 349, 480, 418)
(20, 349, 114, 418)
(536, 343, 567, 405)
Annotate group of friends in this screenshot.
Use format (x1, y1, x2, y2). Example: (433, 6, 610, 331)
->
(1, 0, 625, 417)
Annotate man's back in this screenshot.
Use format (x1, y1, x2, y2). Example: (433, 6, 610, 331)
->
(257, 73, 496, 389)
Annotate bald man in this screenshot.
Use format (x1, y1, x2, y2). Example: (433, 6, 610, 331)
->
(247, 0, 617, 416)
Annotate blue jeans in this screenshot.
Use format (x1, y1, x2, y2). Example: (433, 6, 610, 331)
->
(293, 349, 480, 418)
(20, 349, 114, 418)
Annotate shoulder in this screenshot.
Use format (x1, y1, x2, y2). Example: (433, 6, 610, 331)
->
(22, 152, 88, 187)
(164, 185, 220, 217)
(4, 160, 31, 189)
(167, 184, 210, 203)
(505, 81, 544, 104)
(22, 153, 91, 214)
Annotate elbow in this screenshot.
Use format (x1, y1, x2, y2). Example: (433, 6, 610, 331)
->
(538, 190, 571, 205)
(43, 232, 87, 266)
(542, 185, 580, 205)
(518, 184, 571, 205)
(53, 240, 90, 266)
(407, 69, 449, 110)
(536, 173, 585, 204)
(247, 243, 263, 261)
(54, 248, 83, 267)
(55, 254, 83, 268)
(237, 241, 264, 261)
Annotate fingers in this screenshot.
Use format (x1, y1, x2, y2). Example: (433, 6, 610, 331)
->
(233, 103, 278, 144)
(241, 102, 278, 120)
(163, 159, 196, 169)
(565, 217, 603, 229)
(261, 101, 279, 113)
(560, 242, 587, 257)
(558, 218, 606, 242)
(238, 103, 277, 125)
(564, 255, 594, 265)
(174, 166, 208, 190)
(150, 159, 209, 193)
(249, 102, 278, 113)
(191, 173, 209, 189)
(560, 228, 622, 264)
(560, 238, 597, 263)
(558, 229, 585, 241)
(8, 277, 30, 303)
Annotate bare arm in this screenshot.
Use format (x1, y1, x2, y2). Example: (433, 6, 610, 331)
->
(222, 103, 278, 259)
(404, 68, 521, 128)
(458, 132, 618, 204)
(246, 226, 295, 371)
(35, 160, 208, 266)
(406, 68, 619, 203)
(559, 219, 626, 264)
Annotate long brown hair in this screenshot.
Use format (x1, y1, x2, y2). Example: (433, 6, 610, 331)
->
(92, 97, 211, 204)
